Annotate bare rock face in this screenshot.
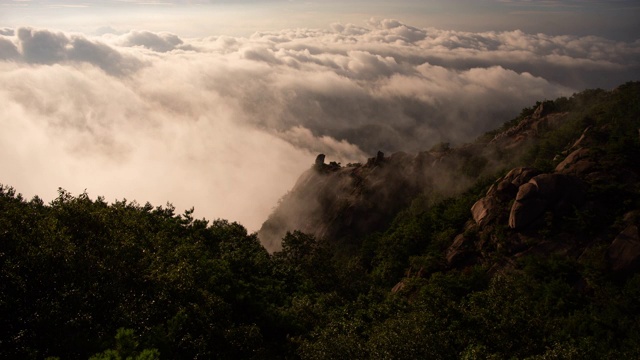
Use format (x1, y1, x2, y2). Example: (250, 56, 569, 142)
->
(508, 173, 586, 230)
(608, 225, 640, 274)
(509, 197, 547, 230)
(568, 127, 591, 151)
(471, 167, 542, 228)
(446, 233, 479, 268)
(515, 183, 538, 202)
(470, 166, 586, 235)
(503, 167, 542, 188)
(555, 147, 595, 176)
(366, 151, 386, 166)
(471, 197, 499, 227)
(495, 180, 517, 200)
(489, 108, 569, 150)
(532, 102, 549, 119)
(259, 151, 425, 251)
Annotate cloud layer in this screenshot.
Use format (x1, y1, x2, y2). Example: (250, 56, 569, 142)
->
(0, 20, 638, 230)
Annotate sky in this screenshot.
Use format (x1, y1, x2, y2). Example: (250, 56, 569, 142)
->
(1, 0, 639, 231)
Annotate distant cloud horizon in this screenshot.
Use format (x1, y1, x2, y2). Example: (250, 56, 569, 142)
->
(2, 0, 639, 39)
(0, 18, 638, 230)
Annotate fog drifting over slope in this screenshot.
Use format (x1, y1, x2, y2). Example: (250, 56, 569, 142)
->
(1, 20, 638, 230)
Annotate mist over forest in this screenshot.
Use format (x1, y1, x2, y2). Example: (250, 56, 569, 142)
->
(2, 19, 638, 229)
(2, 1, 640, 357)
(2, 80, 640, 359)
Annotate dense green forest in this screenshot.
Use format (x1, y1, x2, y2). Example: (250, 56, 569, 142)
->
(2, 82, 640, 359)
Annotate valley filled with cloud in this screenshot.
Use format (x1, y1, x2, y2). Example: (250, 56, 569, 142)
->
(1, 19, 638, 229)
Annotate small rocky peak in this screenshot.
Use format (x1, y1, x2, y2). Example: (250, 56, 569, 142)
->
(314, 154, 342, 172)
(532, 102, 550, 119)
(366, 150, 385, 166)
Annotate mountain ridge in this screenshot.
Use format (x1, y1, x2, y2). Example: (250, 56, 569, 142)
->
(258, 83, 635, 252)
(260, 80, 640, 282)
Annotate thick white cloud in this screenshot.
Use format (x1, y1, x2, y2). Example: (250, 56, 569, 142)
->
(0, 20, 638, 230)
(12, 28, 143, 75)
(0, 29, 15, 36)
(0, 36, 19, 60)
(116, 30, 190, 52)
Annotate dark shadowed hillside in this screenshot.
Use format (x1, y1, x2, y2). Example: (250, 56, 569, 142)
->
(258, 81, 640, 358)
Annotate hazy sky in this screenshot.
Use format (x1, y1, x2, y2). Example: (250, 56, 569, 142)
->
(2, 0, 639, 39)
(1, 0, 639, 231)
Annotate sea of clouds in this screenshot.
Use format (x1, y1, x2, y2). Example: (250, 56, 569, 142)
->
(1, 19, 638, 230)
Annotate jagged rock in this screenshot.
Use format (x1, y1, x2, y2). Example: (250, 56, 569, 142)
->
(509, 173, 585, 230)
(473, 168, 586, 232)
(503, 167, 541, 188)
(509, 197, 547, 230)
(492, 168, 539, 196)
(472, 167, 542, 228)
(448, 233, 469, 257)
(532, 112, 566, 133)
(490, 108, 569, 150)
(446, 234, 479, 268)
(515, 182, 538, 202)
(555, 147, 594, 175)
(391, 281, 405, 294)
(530, 174, 562, 199)
(532, 102, 548, 119)
(569, 127, 590, 151)
(608, 225, 640, 275)
(315, 154, 325, 166)
(495, 180, 518, 200)
(471, 197, 499, 226)
(366, 150, 386, 166)
(260, 151, 425, 251)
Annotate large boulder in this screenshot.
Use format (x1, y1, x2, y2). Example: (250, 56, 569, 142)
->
(509, 173, 586, 230)
(509, 197, 547, 230)
(471, 197, 499, 227)
(515, 182, 538, 201)
(471, 167, 542, 227)
(608, 225, 640, 275)
(503, 167, 541, 188)
(555, 147, 594, 176)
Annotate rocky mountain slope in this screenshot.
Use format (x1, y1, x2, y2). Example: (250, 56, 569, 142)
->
(257, 114, 536, 252)
(259, 82, 640, 279)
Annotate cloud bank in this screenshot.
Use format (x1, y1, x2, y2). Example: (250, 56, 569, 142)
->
(0, 20, 638, 230)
